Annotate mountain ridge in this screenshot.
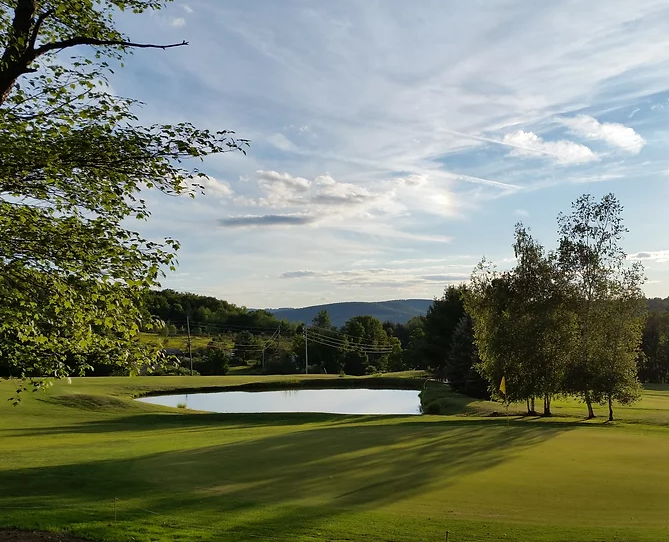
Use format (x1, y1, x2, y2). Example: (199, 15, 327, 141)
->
(267, 299, 433, 327)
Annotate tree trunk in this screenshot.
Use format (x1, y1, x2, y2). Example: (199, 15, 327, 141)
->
(585, 393, 595, 419)
(531, 397, 535, 413)
(526, 398, 531, 415)
(608, 395, 614, 422)
(0, 0, 37, 105)
(543, 395, 552, 417)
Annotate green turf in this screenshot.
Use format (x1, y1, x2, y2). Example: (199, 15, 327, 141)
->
(136, 332, 224, 351)
(1, 375, 669, 541)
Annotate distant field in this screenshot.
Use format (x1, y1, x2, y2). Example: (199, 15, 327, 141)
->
(136, 332, 224, 351)
(1, 375, 669, 541)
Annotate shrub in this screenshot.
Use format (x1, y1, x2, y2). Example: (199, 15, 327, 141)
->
(423, 398, 450, 415)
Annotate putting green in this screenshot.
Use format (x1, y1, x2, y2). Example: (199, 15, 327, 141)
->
(1, 376, 668, 541)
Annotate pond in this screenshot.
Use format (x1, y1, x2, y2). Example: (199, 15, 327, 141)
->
(137, 388, 421, 415)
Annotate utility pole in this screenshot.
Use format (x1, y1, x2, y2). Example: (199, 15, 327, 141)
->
(304, 327, 308, 374)
(187, 315, 193, 376)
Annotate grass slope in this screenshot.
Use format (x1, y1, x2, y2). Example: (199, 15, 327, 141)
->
(1, 375, 669, 541)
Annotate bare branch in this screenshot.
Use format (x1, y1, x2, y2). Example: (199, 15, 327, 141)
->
(28, 9, 55, 51)
(34, 38, 189, 57)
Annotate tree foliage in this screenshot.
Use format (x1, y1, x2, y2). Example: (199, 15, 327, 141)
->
(0, 0, 247, 388)
(557, 194, 644, 420)
(467, 194, 645, 420)
(422, 286, 467, 376)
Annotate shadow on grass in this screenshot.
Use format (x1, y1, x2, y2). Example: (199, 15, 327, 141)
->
(0, 416, 573, 541)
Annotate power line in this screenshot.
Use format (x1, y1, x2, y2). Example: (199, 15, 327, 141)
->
(307, 335, 392, 354)
(307, 324, 393, 349)
(306, 333, 393, 354)
(306, 328, 393, 352)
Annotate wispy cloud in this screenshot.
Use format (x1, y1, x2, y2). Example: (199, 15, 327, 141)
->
(279, 268, 470, 288)
(502, 131, 599, 164)
(114, 0, 669, 306)
(219, 214, 316, 227)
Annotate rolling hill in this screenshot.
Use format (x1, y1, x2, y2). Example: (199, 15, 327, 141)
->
(268, 299, 433, 327)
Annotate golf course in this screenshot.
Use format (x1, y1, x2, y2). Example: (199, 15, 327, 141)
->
(2, 375, 669, 542)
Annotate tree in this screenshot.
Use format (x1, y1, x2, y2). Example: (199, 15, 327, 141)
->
(467, 226, 576, 415)
(593, 270, 645, 421)
(446, 315, 489, 399)
(0, 1, 247, 387)
(307, 311, 342, 373)
(509, 225, 575, 416)
(557, 194, 644, 418)
(423, 286, 467, 377)
(639, 309, 669, 384)
(401, 317, 427, 370)
(232, 331, 260, 366)
(194, 342, 230, 376)
(341, 315, 393, 374)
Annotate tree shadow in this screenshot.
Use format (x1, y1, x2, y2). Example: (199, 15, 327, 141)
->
(5, 411, 417, 437)
(0, 417, 573, 540)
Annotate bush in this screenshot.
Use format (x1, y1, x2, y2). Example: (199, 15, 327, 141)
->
(423, 398, 450, 415)
(150, 366, 199, 376)
(192, 346, 230, 375)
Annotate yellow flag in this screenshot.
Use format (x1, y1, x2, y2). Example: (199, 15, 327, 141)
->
(499, 376, 506, 396)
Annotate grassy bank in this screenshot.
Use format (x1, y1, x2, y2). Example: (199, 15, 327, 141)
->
(1, 375, 669, 541)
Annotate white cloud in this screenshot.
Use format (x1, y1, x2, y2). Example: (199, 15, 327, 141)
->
(628, 250, 669, 263)
(169, 17, 186, 28)
(235, 170, 415, 218)
(118, 1, 669, 306)
(278, 267, 470, 288)
(180, 175, 232, 197)
(200, 176, 233, 196)
(515, 209, 530, 217)
(502, 131, 599, 165)
(182, 5, 194, 13)
(559, 114, 645, 153)
(267, 133, 298, 152)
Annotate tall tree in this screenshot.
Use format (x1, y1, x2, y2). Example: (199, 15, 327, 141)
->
(593, 269, 645, 421)
(445, 315, 489, 399)
(307, 311, 342, 374)
(639, 309, 669, 384)
(557, 194, 644, 418)
(341, 315, 393, 374)
(0, 1, 247, 387)
(423, 285, 467, 377)
(467, 226, 576, 415)
(510, 225, 575, 416)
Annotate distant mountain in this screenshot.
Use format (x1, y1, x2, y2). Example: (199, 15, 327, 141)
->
(268, 299, 433, 327)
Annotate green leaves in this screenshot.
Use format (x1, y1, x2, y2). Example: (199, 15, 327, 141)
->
(0, 0, 247, 393)
(467, 196, 645, 418)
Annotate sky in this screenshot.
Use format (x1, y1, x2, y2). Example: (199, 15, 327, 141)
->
(109, 0, 669, 308)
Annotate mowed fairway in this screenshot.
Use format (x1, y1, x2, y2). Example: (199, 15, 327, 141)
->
(1, 377, 669, 541)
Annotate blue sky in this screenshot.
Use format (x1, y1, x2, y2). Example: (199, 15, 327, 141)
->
(111, 0, 669, 308)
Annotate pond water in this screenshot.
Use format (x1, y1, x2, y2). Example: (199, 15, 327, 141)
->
(137, 388, 421, 415)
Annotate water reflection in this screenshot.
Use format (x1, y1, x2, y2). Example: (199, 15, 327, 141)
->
(138, 388, 421, 415)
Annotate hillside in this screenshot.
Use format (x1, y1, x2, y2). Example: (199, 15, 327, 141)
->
(268, 299, 433, 327)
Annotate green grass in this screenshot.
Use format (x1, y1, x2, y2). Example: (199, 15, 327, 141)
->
(1, 375, 669, 541)
(136, 332, 221, 351)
